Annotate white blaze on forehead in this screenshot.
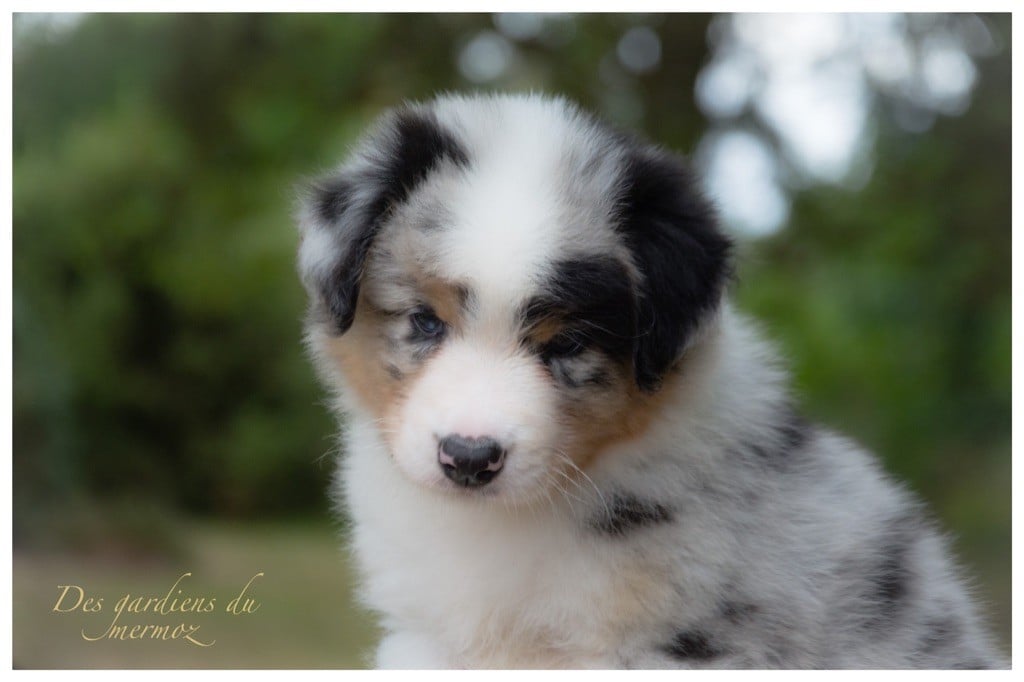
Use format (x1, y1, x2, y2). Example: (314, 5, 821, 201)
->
(433, 96, 576, 307)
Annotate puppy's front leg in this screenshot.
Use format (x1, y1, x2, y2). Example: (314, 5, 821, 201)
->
(375, 630, 453, 669)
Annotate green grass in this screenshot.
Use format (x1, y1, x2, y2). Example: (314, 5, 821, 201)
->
(13, 520, 379, 669)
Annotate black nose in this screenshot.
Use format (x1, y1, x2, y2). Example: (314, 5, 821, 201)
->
(438, 435, 506, 487)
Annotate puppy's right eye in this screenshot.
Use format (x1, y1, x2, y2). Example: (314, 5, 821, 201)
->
(409, 308, 446, 340)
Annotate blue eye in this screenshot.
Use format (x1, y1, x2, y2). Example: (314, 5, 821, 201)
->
(410, 308, 446, 339)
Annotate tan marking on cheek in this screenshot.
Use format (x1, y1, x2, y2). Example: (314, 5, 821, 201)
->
(323, 258, 463, 448)
(322, 304, 425, 445)
(561, 364, 684, 470)
(321, 225, 466, 450)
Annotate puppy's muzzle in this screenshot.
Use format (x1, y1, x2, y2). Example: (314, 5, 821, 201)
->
(438, 435, 506, 487)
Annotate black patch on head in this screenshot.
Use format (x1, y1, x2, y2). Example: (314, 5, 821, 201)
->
(313, 176, 355, 225)
(372, 109, 470, 213)
(307, 107, 469, 335)
(317, 215, 383, 335)
(525, 257, 637, 365)
(592, 493, 673, 536)
(613, 146, 732, 392)
(664, 630, 721, 661)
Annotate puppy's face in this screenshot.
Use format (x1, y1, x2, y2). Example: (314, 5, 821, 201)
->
(297, 96, 730, 505)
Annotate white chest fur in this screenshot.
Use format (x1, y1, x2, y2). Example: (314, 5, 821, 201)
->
(340, 420, 676, 668)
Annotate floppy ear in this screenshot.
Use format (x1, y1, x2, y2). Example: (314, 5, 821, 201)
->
(615, 147, 732, 392)
(296, 108, 469, 335)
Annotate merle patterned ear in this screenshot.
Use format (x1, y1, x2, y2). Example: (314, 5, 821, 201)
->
(299, 108, 469, 335)
(615, 147, 732, 392)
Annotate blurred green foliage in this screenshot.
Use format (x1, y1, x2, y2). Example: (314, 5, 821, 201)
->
(12, 13, 1009, 644)
(13, 12, 717, 533)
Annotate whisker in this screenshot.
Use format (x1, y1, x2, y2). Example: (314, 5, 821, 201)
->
(534, 473, 558, 514)
(553, 450, 610, 519)
(551, 468, 588, 507)
(551, 478, 586, 513)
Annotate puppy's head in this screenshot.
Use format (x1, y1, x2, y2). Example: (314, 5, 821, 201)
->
(297, 94, 731, 504)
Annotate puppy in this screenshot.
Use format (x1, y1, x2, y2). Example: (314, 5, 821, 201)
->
(295, 93, 1004, 669)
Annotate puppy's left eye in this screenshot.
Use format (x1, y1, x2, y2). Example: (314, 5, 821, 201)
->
(542, 333, 585, 362)
(410, 308, 446, 340)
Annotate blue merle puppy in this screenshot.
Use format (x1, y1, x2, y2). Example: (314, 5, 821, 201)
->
(295, 93, 1006, 669)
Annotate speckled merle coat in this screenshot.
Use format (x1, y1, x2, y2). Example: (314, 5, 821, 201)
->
(295, 93, 1005, 669)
